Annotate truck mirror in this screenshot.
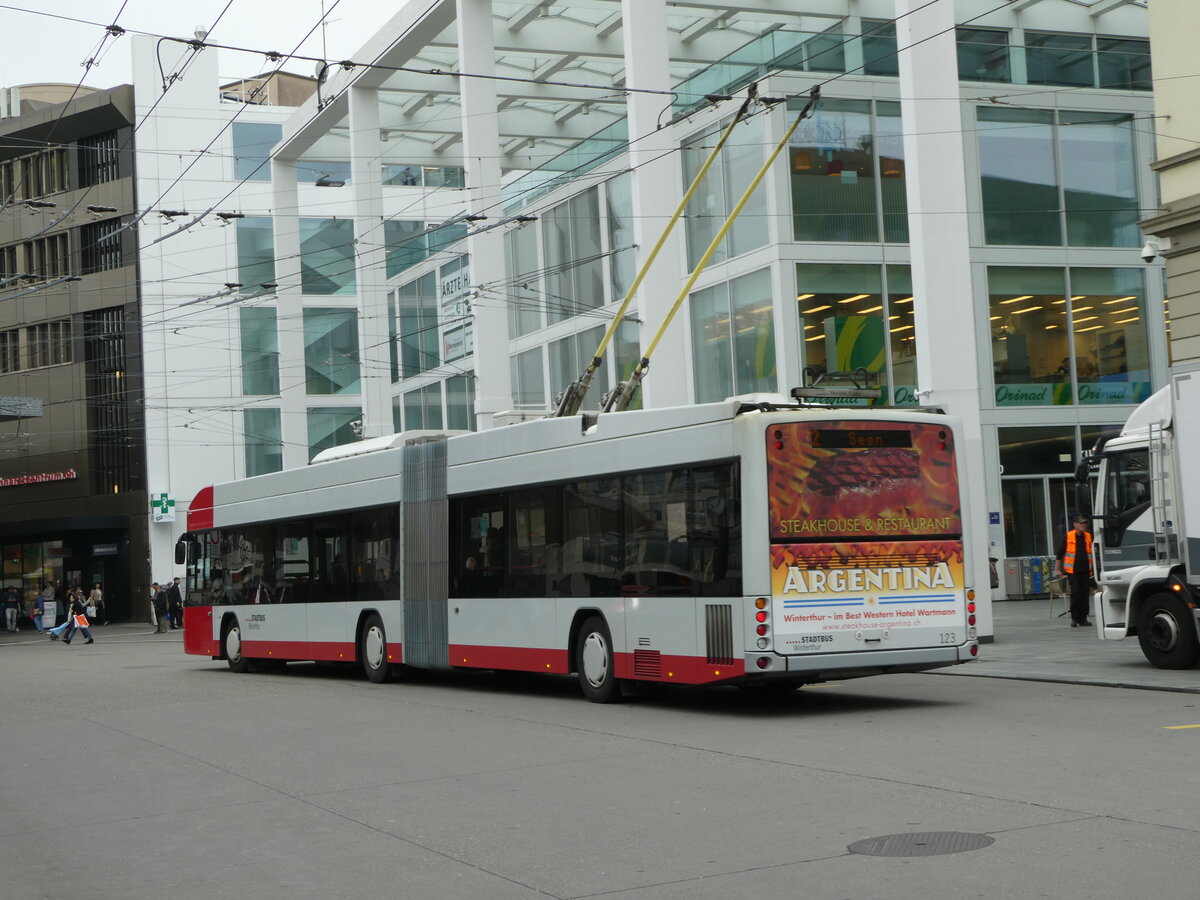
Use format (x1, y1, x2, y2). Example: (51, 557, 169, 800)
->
(1075, 482, 1093, 519)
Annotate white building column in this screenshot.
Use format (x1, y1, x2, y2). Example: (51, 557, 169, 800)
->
(349, 86, 392, 438)
(456, 0, 512, 429)
(621, 0, 688, 408)
(271, 158, 309, 469)
(896, 0, 994, 639)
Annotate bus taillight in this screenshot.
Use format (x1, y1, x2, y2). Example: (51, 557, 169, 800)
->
(755, 611, 767, 623)
(756, 656, 771, 669)
(968, 601, 976, 613)
(756, 624, 768, 636)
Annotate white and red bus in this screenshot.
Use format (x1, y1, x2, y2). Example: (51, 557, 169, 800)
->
(181, 395, 979, 700)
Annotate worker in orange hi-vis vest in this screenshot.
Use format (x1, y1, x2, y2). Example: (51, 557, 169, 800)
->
(1055, 515, 1095, 628)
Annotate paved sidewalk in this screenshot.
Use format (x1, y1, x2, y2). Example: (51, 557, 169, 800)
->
(0, 621, 183, 645)
(944, 599, 1200, 694)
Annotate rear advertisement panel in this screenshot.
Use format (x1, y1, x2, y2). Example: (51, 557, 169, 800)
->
(766, 421, 966, 653)
(770, 541, 965, 653)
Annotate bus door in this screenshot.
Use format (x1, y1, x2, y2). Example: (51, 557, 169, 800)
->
(765, 420, 968, 655)
(402, 439, 451, 670)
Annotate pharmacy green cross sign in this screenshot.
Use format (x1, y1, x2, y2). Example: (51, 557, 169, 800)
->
(152, 492, 176, 523)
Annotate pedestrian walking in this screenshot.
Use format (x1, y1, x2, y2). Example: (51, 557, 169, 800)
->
(167, 577, 184, 629)
(61, 592, 95, 645)
(31, 589, 45, 633)
(1055, 515, 1095, 628)
(88, 582, 106, 625)
(3, 586, 20, 633)
(153, 582, 170, 633)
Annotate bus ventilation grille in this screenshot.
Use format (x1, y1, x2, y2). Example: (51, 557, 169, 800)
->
(634, 649, 661, 677)
(705, 604, 734, 665)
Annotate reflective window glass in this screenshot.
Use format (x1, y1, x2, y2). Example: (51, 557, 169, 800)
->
(306, 407, 361, 459)
(795, 263, 885, 390)
(957, 27, 1010, 82)
(1061, 112, 1138, 248)
(236, 216, 275, 289)
(790, 100, 878, 243)
(240, 307, 279, 395)
(300, 218, 356, 295)
(978, 108, 1060, 246)
(1069, 268, 1151, 405)
(886, 266, 918, 405)
(304, 308, 360, 395)
(243, 408, 282, 477)
(989, 267, 1070, 407)
(1025, 32, 1094, 87)
(232, 122, 281, 181)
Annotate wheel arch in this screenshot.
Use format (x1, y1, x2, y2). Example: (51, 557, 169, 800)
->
(218, 611, 241, 660)
(1127, 565, 1188, 636)
(354, 608, 384, 666)
(567, 607, 607, 674)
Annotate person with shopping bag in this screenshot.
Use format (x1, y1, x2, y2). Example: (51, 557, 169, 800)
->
(59, 591, 95, 645)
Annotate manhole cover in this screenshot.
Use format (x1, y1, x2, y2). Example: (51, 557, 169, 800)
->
(848, 831, 994, 857)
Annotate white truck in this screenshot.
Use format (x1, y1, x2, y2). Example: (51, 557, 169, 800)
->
(1080, 372, 1200, 668)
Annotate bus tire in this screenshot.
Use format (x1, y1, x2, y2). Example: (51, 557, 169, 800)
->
(222, 619, 250, 674)
(576, 616, 620, 703)
(1138, 593, 1200, 669)
(361, 614, 392, 683)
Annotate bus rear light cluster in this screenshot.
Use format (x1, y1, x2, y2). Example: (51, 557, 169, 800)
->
(754, 597, 770, 649)
(970, 644, 979, 657)
(756, 656, 772, 669)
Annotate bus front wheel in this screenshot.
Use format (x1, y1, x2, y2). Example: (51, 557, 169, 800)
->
(576, 616, 620, 703)
(222, 619, 250, 674)
(1138, 593, 1200, 669)
(361, 614, 393, 683)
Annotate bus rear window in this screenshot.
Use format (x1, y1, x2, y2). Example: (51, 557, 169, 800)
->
(767, 421, 961, 541)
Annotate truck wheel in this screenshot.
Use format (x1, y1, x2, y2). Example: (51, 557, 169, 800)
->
(1137, 593, 1200, 669)
(576, 616, 620, 703)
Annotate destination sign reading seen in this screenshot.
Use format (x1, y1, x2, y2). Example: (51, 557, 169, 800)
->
(810, 429, 913, 449)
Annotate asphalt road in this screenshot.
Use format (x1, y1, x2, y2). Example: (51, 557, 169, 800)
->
(3, 625, 1199, 900)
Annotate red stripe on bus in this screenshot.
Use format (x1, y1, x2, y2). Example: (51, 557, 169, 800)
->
(614, 653, 746, 684)
(187, 485, 215, 531)
(449, 644, 570, 674)
(242, 640, 361, 663)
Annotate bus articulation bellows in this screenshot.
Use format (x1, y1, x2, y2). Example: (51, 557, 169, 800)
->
(179, 395, 979, 700)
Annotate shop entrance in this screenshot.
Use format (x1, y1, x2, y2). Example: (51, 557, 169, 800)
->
(1001, 476, 1078, 558)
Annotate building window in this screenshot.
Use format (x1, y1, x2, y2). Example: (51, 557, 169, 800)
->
(0, 329, 20, 373)
(384, 220, 426, 279)
(550, 325, 610, 408)
(1025, 31, 1094, 87)
(789, 100, 906, 244)
(23, 233, 70, 279)
(505, 219, 542, 337)
(244, 408, 282, 476)
(78, 130, 120, 188)
(240, 307, 279, 395)
(402, 383, 443, 431)
(957, 27, 1011, 82)
(861, 19, 899, 77)
(543, 188, 604, 324)
(393, 271, 439, 380)
(979, 108, 1138, 248)
(382, 164, 466, 188)
(613, 318, 642, 411)
(1097, 37, 1151, 91)
(989, 266, 1150, 408)
(0, 245, 17, 281)
(307, 407, 361, 459)
(80, 218, 123, 273)
(27, 319, 71, 369)
(690, 268, 776, 404)
(683, 116, 767, 267)
(300, 218, 356, 295)
(796, 263, 915, 404)
(296, 159, 351, 186)
(231, 122, 282, 181)
(303, 309, 360, 395)
(511, 346, 545, 410)
(606, 173, 636, 304)
(446, 373, 475, 430)
(236, 217, 275, 288)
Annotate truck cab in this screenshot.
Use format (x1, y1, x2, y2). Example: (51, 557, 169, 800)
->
(1084, 377, 1200, 668)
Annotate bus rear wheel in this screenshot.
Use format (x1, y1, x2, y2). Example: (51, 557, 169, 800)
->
(1138, 593, 1200, 669)
(222, 619, 250, 673)
(576, 616, 620, 703)
(361, 614, 392, 683)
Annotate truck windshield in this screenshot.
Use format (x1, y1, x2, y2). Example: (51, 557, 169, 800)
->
(1104, 448, 1149, 545)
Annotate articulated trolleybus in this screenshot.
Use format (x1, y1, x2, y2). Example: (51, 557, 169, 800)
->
(180, 395, 979, 700)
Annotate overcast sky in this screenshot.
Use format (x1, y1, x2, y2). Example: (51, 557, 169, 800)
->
(0, 1, 397, 92)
